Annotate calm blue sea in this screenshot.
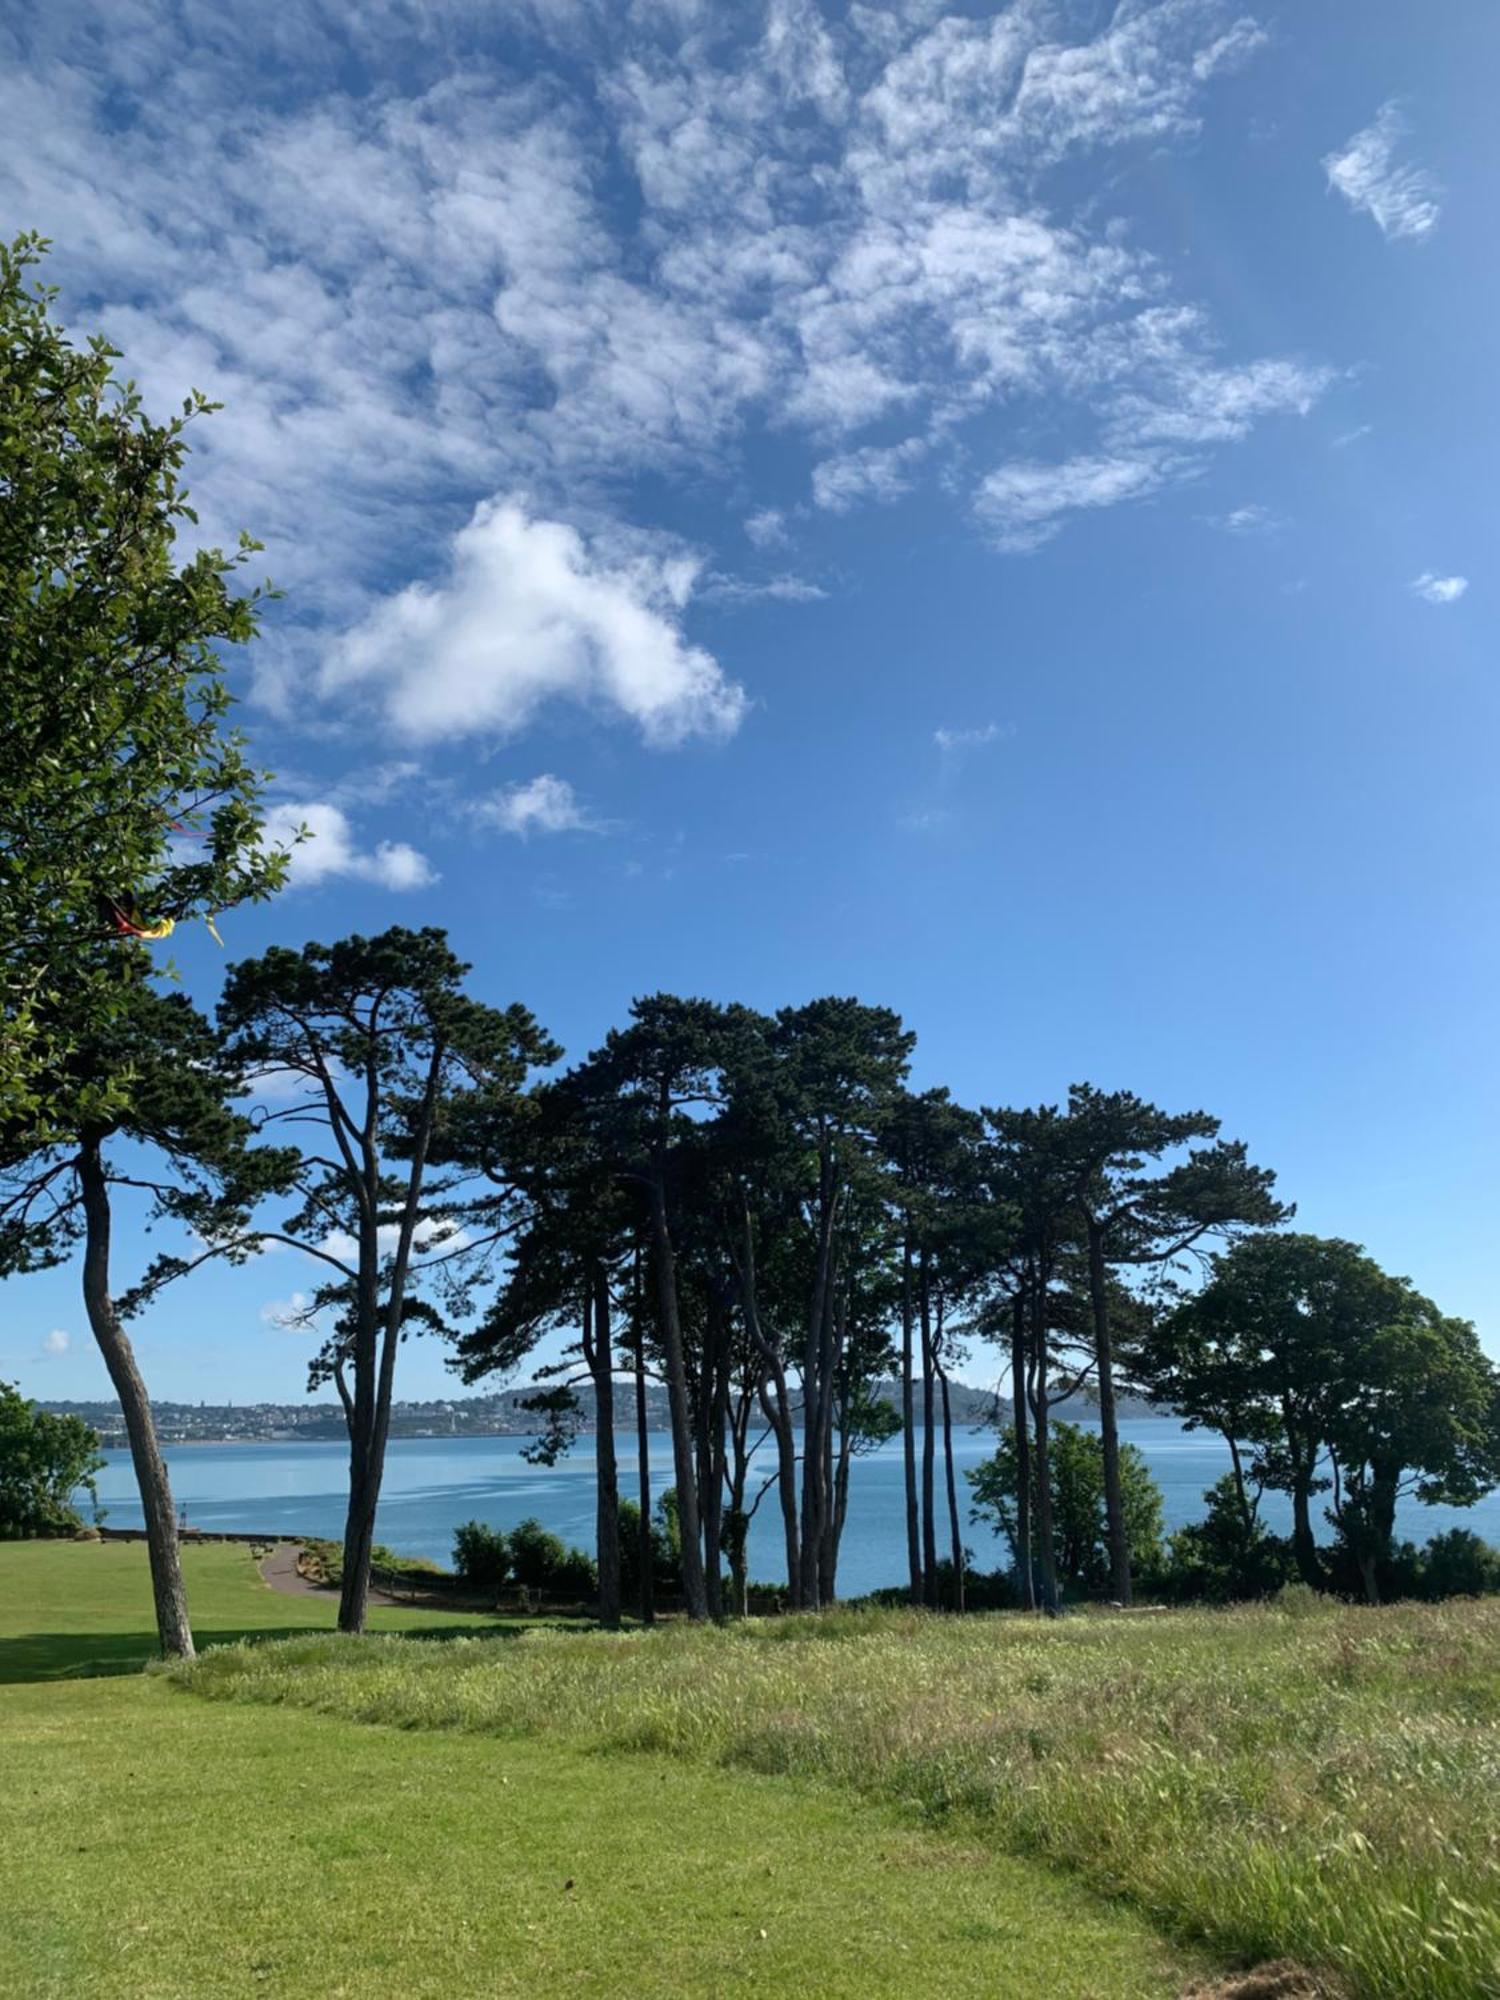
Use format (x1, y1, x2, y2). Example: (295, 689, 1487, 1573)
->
(90, 1421, 1500, 1598)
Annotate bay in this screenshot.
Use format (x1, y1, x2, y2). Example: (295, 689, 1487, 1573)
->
(90, 1420, 1500, 1600)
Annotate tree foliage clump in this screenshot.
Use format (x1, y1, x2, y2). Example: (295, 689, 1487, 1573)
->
(0, 1382, 103, 1537)
(0, 233, 285, 1133)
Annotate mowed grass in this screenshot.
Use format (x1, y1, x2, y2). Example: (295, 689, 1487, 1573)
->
(0, 1543, 1205, 2000)
(175, 1594, 1500, 2000)
(0, 1538, 524, 1683)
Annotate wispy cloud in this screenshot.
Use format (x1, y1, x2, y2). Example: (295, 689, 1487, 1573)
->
(260, 802, 436, 891)
(0, 0, 1328, 650)
(476, 775, 600, 838)
(1207, 503, 1282, 534)
(934, 722, 1008, 754)
(41, 1328, 70, 1357)
(1410, 572, 1468, 606)
(1325, 104, 1441, 241)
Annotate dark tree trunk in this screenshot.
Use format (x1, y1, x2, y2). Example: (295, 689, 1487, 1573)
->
(1086, 1217, 1132, 1606)
(1226, 1434, 1255, 1534)
(798, 1138, 839, 1609)
(586, 1271, 621, 1628)
(919, 1251, 938, 1607)
(78, 1137, 194, 1660)
(1011, 1290, 1035, 1611)
(1285, 1409, 1323, 1590)
(733, 1205, 800, 1605)
(633, 1316, 655, 1625)
(938, 1363, 964, 1613)
(648, 1172, 709, 1621)
(1030, 1266, 1061, 1615)
(901, 1231, 922, 1605)
(339, 1049, 442, 1635)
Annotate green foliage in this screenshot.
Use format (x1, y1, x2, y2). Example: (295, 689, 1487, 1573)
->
(0, 1382, 103, 1537)
(1159, 1474, 1294, 1604)
(0, 233, 286, 1132)
(1414, 1528, 1500, 1600)
(967, 1421, 1164, 1600)
(506, 1517, 598, 1598)
(451, 1520, 511, 1591)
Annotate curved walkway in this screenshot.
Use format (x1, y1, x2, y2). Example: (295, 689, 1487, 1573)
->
(257, 1541, 399, 1606)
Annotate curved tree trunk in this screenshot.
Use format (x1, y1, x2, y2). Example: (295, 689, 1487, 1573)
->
(78, 1136, 194, 1659)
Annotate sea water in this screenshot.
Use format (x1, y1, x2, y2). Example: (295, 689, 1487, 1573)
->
(89, 1421, 1500, 1599)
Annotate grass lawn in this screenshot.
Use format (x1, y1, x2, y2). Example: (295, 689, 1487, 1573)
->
(174, 1588, 1500, 2000)
(0, 1542, 1207, 1999)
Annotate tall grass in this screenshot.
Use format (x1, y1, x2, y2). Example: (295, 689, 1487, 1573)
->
(171, 1596, 1500, 1999)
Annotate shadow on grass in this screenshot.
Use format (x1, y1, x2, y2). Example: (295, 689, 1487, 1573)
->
(0, 1618, 529, 1687)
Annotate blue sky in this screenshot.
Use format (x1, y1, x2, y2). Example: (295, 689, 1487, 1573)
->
(3, 0, 1496, 1403)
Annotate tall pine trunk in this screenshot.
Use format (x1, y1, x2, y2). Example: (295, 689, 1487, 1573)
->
(633, 1318, 655, 1625)
(587, 1271, 621, 1628)
(901, 1232, 922, 1605)
(78, 1137, 194, 1660)
(1086, 1218, 1132, 1605)
(919, 1251, 938, 1607)
(648, 1173, 709, 1621)
(938, 1363, 964, 1613)
(1030, 1267, 1061, 1615)
(1011, 1291, 1035, 1611)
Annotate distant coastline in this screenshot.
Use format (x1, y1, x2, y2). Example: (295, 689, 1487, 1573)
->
(52, 1380, 1171, 1451)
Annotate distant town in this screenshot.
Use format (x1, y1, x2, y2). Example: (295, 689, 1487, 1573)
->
(39, 1380, 1169, 1448)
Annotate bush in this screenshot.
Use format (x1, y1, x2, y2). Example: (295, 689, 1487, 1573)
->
(1418, 1527, 1500, 1599)
(0, 1383, 103, 1539)
(1159, 1474, 1295, 1604)
(506, 1517, 597, 1598)
(452, 1520, 510, 1591)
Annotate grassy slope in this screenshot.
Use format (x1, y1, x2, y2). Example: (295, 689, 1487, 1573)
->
(174, 1595, 1500, 2000)
(0, 1543, 1202, 2000)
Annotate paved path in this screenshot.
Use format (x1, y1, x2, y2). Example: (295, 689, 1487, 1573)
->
(257, 1541, 401, 1606)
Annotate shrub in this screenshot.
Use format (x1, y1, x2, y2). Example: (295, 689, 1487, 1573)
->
(452, 1520, 511, 1591)
(1160, 1474, 1295, 1603)
(0, 1383, 103, 1539)
(1418, 1528, 1500, 1600)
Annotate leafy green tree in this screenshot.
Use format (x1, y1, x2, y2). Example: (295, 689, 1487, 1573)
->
(0, 233, 285, 1132)
(968, 1418, 1164, 1602)
(215, 927, 557, 1634)
(0, 979, 293, 1654)
(1056, 1083, 1287, 1606)
(0, 1381, 104, 1537)
(1157, 1234, 1500, 1597)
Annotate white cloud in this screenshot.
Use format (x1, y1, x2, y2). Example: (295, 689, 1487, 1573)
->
(477, 774, 598, 838)
(261, 802, 436, 891)
(1325, 104, 1441, 241)
(0, 0, 1332, 654)
(744, 507, 789, 548)
(317, 1217, 470, 1266)
(975, 453, 1174, 550)
(260, 1292, 320, 1329)
(324, 499, 747, 748)
(1410, 573, 1468, 606)
(42, 1329, 70, 1356)
(934, 722, 1007, 753)
(1209, 503, 1281, 534)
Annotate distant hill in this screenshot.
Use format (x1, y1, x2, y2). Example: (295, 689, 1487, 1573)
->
(41, 1376, 1168, 1447)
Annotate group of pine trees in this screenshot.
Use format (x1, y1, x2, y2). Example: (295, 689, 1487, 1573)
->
(4, 233, 1499, 1660)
